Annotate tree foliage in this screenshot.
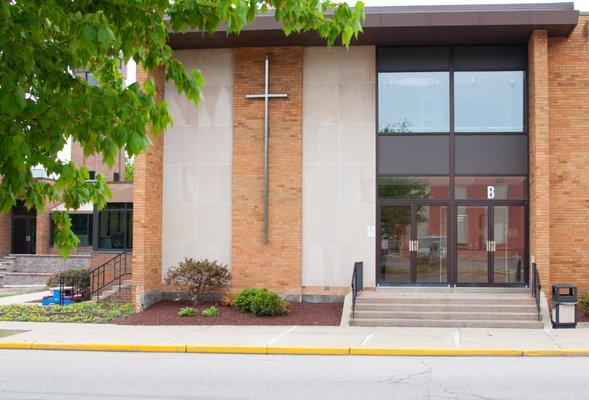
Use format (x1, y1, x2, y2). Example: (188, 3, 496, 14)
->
(0, 0, 365, 255)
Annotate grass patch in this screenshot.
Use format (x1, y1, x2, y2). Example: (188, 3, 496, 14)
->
(0, 330, 24, 338)
(0, 302, 133, 323)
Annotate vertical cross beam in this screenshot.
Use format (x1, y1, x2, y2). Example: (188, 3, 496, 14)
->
(245, 55, 288, 243)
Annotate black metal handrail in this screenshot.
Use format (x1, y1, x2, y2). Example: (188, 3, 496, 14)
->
(90, 251, 131, 301)
(59, 275, 90, 305)
(351, 261, 363, 319)
(531, 263, 541, 321)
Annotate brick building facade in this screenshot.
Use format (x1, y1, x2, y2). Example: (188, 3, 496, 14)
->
(129, 3, 589, 310)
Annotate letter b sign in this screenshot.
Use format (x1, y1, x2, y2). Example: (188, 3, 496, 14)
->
(487, 186, 495, 199)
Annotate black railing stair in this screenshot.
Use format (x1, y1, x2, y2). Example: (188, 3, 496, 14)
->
(530, 262, 542, 321)
(351, 261, 364, 319)
(91, 251, 131, 301)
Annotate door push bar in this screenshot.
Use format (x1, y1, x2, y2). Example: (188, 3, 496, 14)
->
(486, 240, 496, 252)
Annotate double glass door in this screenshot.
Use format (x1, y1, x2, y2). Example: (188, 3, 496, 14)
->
(378, 203, 526, 286)
(456, 204, 526, 286)
(379, 204, 448, 285)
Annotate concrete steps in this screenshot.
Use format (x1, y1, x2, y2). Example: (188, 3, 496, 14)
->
(350, 287, 542, 329)
(353, 310, 539, 321)
(3, 272, 53, 286)
(350, 318, 543, 329)
(355, 303, 538, 313)
(92, 280, 132, 302)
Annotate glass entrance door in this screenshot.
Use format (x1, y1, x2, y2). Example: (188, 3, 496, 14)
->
(416, 205, 448, 283)
(493, 206, 526, 285)
(379, 205, 412, 283)
(379, 204, 448, 285)
(455, 204, 527, 286)
(456, 206, 490, 284)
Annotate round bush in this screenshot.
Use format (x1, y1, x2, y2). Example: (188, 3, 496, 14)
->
(46, 268, 90, 297)
(249, 290, 289, 316)
(233, 288, 263, 313)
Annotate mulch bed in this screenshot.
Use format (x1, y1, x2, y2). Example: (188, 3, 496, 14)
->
(115, 300, 343, 326)
(576, 308, 589, 323)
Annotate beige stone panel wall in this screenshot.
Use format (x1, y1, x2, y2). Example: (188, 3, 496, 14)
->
(162, 49, 233, 275)
(302, 46, 376, 293)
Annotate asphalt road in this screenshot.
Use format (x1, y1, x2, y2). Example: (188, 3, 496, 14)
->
(1, 350, 588, 399)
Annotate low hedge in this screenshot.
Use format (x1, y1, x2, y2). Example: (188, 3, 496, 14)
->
(46, 268, 91, 297)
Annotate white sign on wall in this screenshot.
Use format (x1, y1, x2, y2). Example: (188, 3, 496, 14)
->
(367, 226, 376, 238)
(487, 186, 495, 199)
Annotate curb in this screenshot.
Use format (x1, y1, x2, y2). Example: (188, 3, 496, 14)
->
(2, 342, 589, 356)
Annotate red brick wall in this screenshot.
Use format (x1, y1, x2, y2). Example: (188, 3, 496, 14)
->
(35, 210, 51, 255)
(70, 140, 125, 183)
(528, 30, 551, 293)
(0, 212, 11, 256)
(231, 47, 303, 296)
(131, 66, 165, 310)
(548, 17, 589, 298)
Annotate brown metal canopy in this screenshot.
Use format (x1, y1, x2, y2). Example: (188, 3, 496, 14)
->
(169, 2, 579, 49)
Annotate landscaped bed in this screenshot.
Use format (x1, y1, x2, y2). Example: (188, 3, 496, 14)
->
(576, 308, 589, 323)
(116, 300, 343, 326)
(0, 302, 133, 323)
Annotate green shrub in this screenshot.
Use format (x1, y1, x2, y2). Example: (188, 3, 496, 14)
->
(165, 258, 231, 304)
(233, 288, 265, 313)
(202, 306, 218, 317)
(46, 268, 91, 297)
(234, 288, 289, 316)
(178, 307, 197, 317)
(580, 293, 589, 316)
(250, 290, 289, 316)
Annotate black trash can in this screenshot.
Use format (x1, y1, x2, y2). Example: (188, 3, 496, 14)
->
(551, 284, 577, 329)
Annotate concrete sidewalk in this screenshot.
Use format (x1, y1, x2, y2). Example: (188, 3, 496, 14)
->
(0, 290, 51, 306)
(1, 321, 588, 356)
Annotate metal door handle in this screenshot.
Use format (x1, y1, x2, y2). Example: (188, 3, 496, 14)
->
(409, 240, 419, 252)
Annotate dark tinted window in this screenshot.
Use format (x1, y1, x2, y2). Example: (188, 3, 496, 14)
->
(51, 214, 93, 247)
(97, 203, 132, 250)
(455, 135, 527, 175)
(379, 135, 450, 175)
(377, 47, 450, 72)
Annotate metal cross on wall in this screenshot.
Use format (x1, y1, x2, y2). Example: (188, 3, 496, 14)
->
(245, 55, 288, 244)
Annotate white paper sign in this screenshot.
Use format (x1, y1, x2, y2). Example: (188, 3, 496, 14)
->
(367, 226, 376, 238)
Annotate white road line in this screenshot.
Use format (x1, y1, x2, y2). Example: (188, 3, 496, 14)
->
(266, 326, 296, 345)
(360, 330, 375, 346)
(161, 326, 213, 344)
